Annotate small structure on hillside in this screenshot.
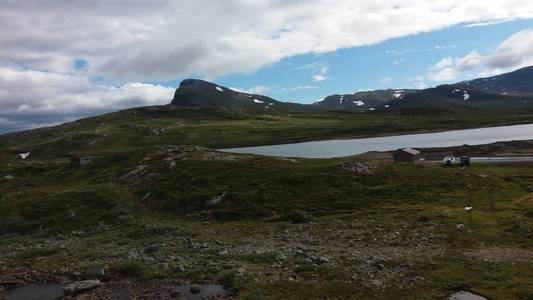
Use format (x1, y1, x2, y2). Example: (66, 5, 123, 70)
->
(70, 155, 94, 166)
(460, 156, 471, 167)
(393, 148, 421, 162)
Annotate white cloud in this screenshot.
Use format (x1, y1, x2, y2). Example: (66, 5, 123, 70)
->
(280, 86, 318, 91)
(430, 67, 457, 81)
(431, 57, 454, 70)
(455, 51, 482, 71)
(0, 66, 174, 133)
(231, 85, 270, 95)
(312, 74, 327, 82)
(428, 29, 533, 82)
(1, 2, 533, 132)
(380, 77, 393, 84)
(2, 1, 533, 81)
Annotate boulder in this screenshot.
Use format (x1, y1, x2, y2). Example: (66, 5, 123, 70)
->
(62, 280, 101, 295)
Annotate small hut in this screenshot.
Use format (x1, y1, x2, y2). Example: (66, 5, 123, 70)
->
(393, 148, 421, 163)
(70, 155, 94, 166)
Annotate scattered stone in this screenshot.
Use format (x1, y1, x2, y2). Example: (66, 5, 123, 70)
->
(174, 265, 186, 273)
(318, 256, 330, 264)
(3, 175, 14, 180)
(169, 288, 182, 297)
(190, 284, 202, 294)
(62, 280, 102, 295)
(86, 265, 105, 278)
(206, 192, 227, 207)
(17, 152, 30, 160)
(465, 206, 474, 211)
(340, 161, 376, 174)
(456, 224, 465, 231)
(370, 279, 384, 288)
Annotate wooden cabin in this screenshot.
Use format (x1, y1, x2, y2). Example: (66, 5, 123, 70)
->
(393, 148, 421, 162)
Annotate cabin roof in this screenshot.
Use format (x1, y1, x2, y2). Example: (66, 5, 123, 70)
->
(396, 148, 420, 156)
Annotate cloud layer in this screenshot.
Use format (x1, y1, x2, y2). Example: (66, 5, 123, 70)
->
(0, 67, 174, 133)
(430, 29, 533, 81)
(3, 0, 533, 80)
(1, 1, 533, 132)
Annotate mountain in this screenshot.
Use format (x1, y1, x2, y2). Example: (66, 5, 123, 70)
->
(377, 67, 533, 112)
(172, 66, 533, 113)
(460, 66, 533, 95)
(312, 89, 418, 110)
(171, 79, 307, 111)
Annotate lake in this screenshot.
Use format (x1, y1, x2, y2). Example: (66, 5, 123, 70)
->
(221, 123, 533, 158)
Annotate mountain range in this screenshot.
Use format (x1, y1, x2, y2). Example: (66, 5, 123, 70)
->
(171, 66, 533, 112)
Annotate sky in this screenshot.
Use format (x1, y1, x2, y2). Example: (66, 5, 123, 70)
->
(1, 1, 533, 133)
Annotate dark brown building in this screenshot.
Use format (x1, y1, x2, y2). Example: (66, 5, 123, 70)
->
(393, 148, 421, 162)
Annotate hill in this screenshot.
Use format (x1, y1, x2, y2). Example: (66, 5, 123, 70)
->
(170, 66, 533, 113)
(171, 79, 307, 111)
(460, 66, 533, 95)
(313, 89, 418, 110)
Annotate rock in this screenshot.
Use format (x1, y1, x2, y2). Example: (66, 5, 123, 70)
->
(370, 279, 384, 288)
(86, 265, 105, 277)
(318, 256, 330, 264)
(206, 192, 227, 207)
(456, 224, 465, 231)
(17, 152, 30, 160)
(169, 288, 182, 297)
(65, 211, 77, 220)
(174, 265, 186, 273)
(62, 280, 102, 295)
(340, 161, 376, 174)
(218, 248, 229, 256)
(190, 284, 202, 294)
(3, 175, 14, 180)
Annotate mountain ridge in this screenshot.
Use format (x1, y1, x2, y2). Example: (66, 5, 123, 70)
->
(171, 66, 533, 112)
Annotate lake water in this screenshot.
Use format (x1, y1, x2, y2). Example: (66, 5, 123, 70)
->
(221, 123, 533, 158)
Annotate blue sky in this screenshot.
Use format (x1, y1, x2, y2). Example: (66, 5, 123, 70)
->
(210, 19, 533, 103)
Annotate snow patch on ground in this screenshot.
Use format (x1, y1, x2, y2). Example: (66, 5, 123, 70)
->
(353, 100, 365, 106)
(18, 152, 30, 159)
(216, 86, 224, 92)
(253, 99, 264, 104)
(463, 91, 470, 101)
(393, 91, 404, 99)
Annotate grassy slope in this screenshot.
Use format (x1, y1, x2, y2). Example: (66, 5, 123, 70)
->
(3, 106, 533, 154)
(1, 107, 533, 299)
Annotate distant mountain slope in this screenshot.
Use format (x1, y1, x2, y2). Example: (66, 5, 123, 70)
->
(460, 66, 533, 95)
(170, 66, 533, 113)
(379, 84, 533, 113)
(313, 89, 418, 110)
(171, 79, 306, 111)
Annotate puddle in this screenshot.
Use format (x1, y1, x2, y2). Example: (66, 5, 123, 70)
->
(3, 283, 64, 300)
(175, 284, 231, 300)
(449, 291, 487, 300)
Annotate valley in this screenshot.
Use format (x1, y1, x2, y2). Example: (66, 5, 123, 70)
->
(2, 67, 533, 299)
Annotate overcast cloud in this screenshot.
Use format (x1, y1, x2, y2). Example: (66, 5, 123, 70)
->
(1, 1, 533, 133)
(430, 29, 533, 81)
